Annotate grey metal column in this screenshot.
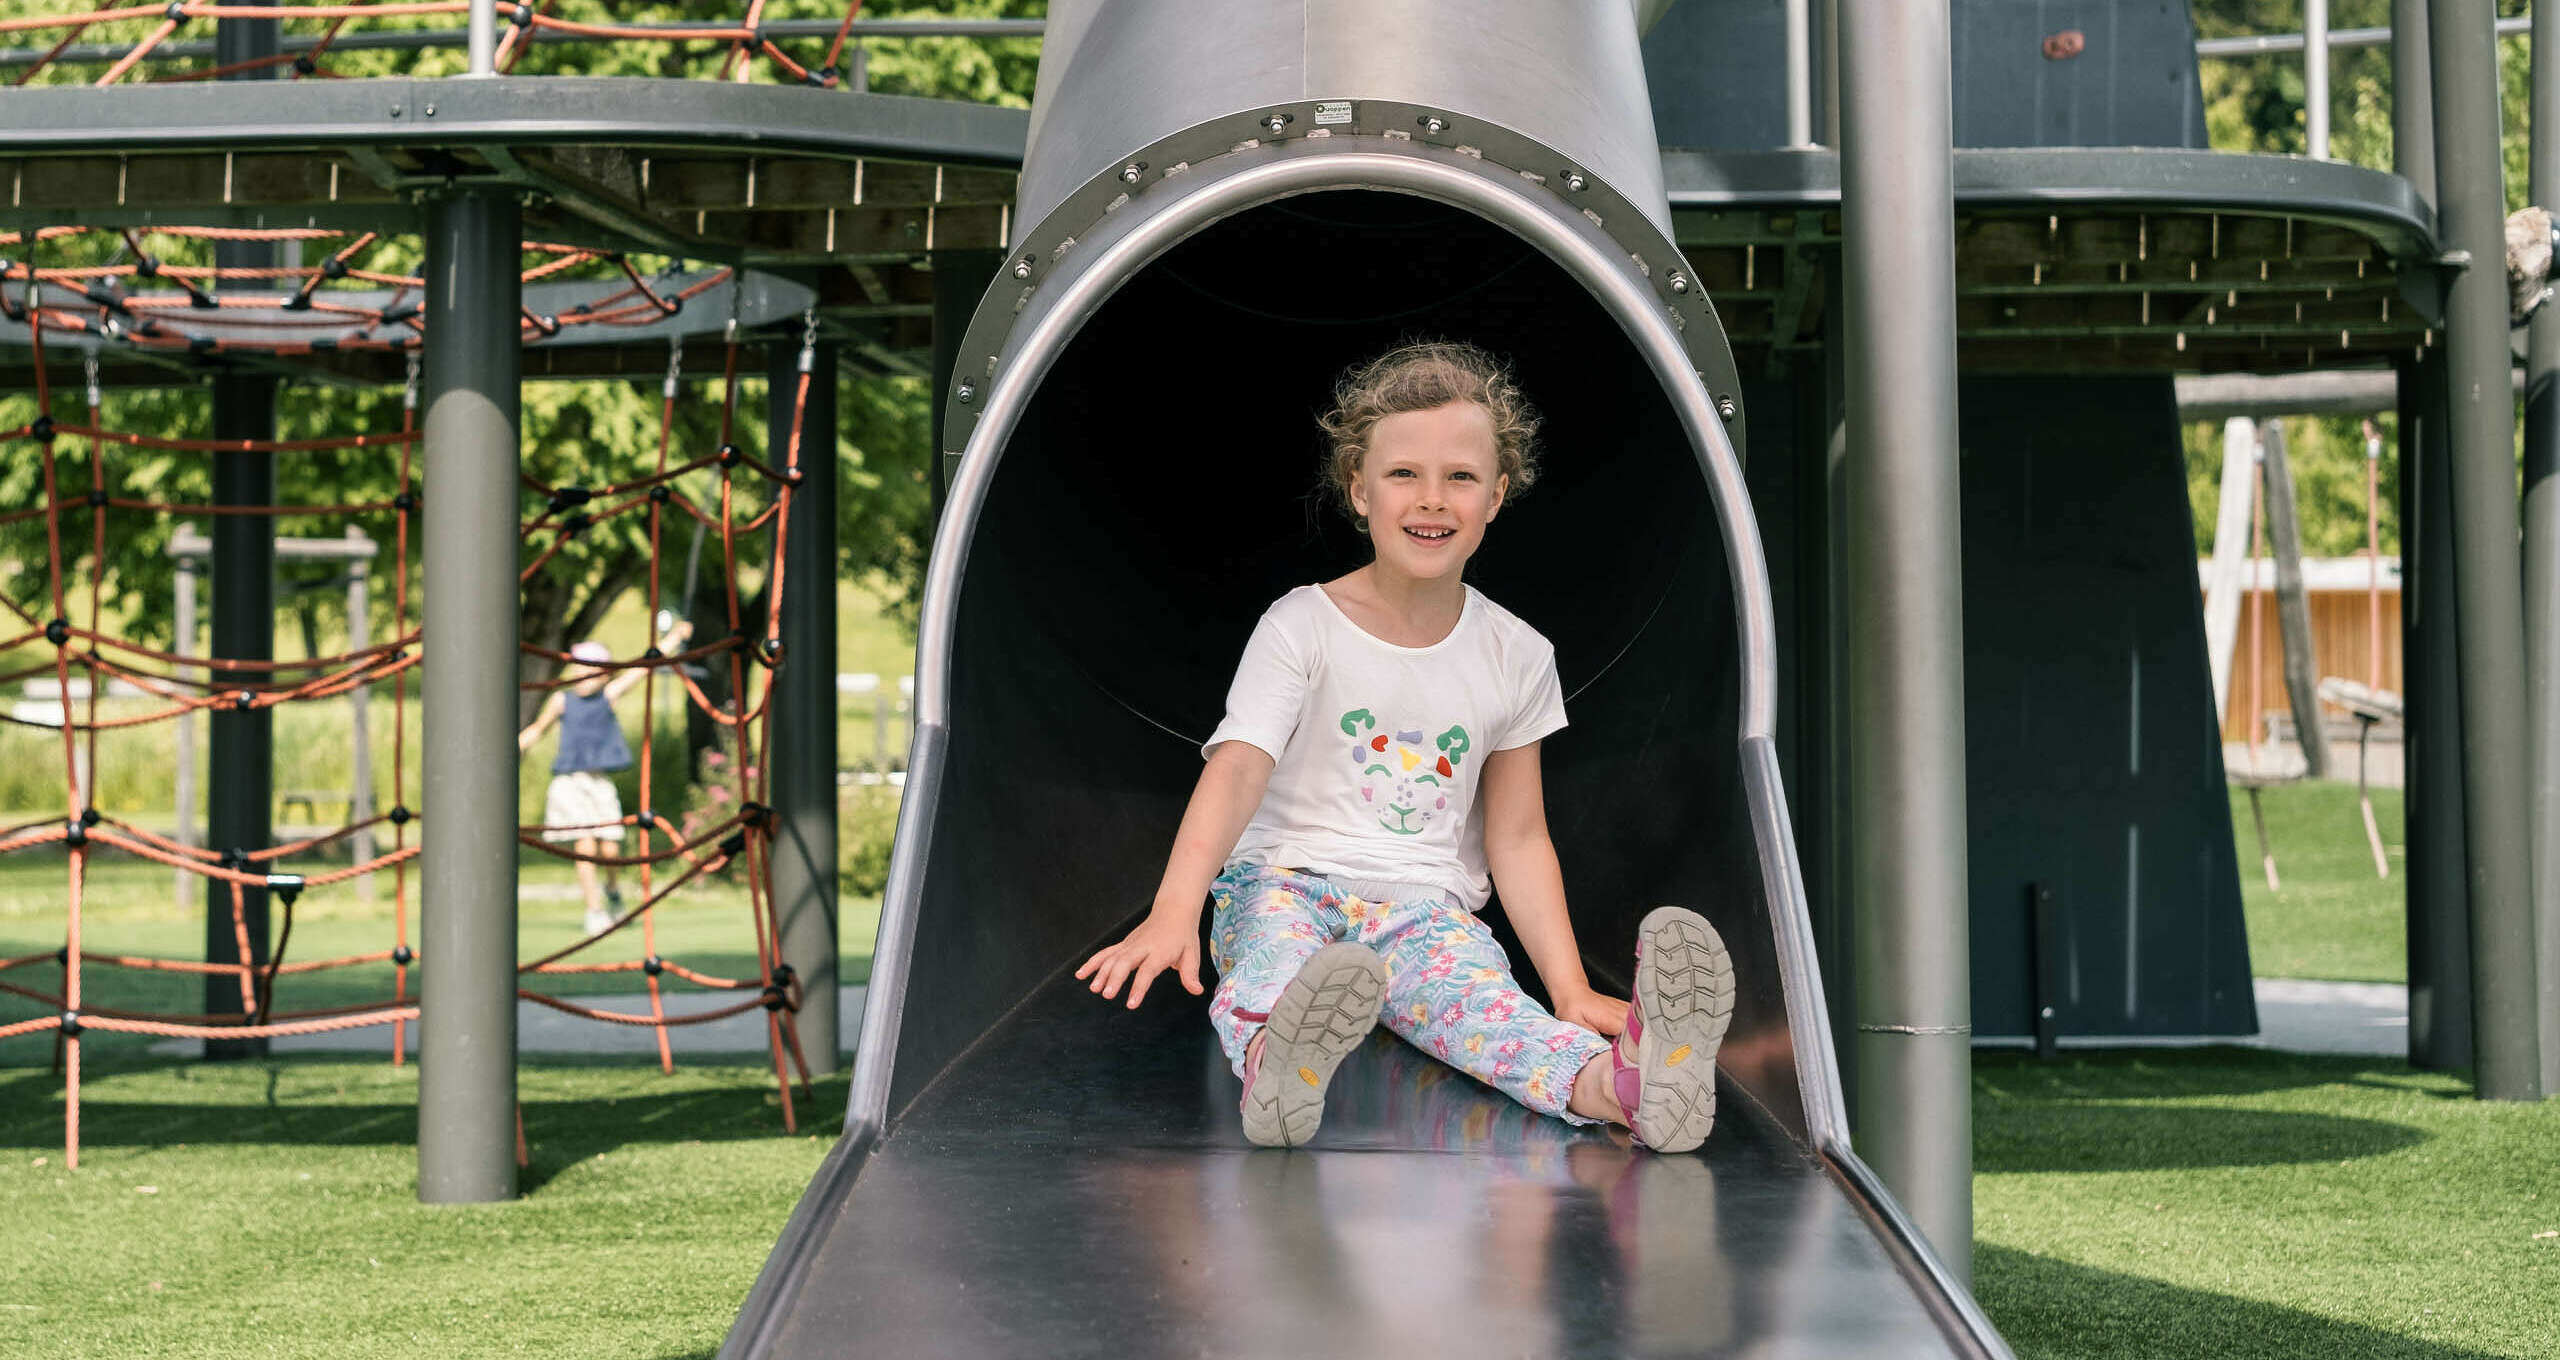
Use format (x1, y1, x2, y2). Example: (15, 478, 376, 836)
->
(769, 335, 841, 1076)
(418, 187, 523, 1202)
(2530, 0, 2560, 1094)
(1839, 0, 1972, 1280)
(2392, 0, 2435, 213)
(202, 12, 280, 1062)
(2431, 0, 2545, 1101)
(2407, 354, 2475, 1070)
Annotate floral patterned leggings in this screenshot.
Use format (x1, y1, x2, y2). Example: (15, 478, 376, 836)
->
(1208, 862, 1615, 1123)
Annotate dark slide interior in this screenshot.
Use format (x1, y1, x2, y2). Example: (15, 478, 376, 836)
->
(746, 194, 1971, 1358)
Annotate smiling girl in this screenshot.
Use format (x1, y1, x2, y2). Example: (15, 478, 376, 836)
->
(1076, 341, 1736, 1151)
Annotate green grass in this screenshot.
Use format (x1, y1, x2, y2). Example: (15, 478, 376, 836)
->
(0, 1056, 842, 1360)
(2231, 781, 2407, 983)
(0, 853, 883, 1063)
(1975, 1048, 2559, 1359)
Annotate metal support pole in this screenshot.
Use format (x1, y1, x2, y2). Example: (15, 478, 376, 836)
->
(2305, 0, 2331, 158)
(1784, 0, 1815, 148)
(769, 334, 841, 1076)
(204, 370, 274, 1061)
(2393, 0, 2436, 211)
(2431, 0, 2544, 1101)
(1840, 0, 1971, 1281)
(2406, 354, 2475, 1070)
(2262, 422, 2329, 778)
(346, 531, 376, 902)
(418, 187, 523, 1202)
(466, 0, 496, 76)
(2528, 0, 2560, 1095)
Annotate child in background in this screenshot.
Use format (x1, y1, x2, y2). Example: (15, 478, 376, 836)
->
(1077, 341, 1737, 1151)
(519, 619, 691, 935)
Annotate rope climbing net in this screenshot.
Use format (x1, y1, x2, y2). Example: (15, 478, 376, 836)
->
(2, 2, 870, 88)
(0, 223, 822, 1169)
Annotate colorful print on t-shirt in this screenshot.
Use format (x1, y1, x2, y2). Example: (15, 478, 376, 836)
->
(1341, 708, 1471, 836)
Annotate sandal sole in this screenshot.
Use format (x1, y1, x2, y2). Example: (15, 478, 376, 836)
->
(1630, 906, 1736, 1154)
(1241, 942, 1387, 1148)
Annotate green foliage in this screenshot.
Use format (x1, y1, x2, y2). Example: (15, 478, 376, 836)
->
(838, 784, 901, 897)
(2183, 412, 2401, 557)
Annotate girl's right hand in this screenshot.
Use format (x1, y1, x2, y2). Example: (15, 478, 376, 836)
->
(1075, 911, 1203, 1009)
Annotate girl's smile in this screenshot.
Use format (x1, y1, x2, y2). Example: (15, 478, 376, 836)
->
(1350, 400, 1508, 583)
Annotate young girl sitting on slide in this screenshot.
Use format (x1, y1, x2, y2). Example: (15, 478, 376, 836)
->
(1076, 341, 1737, 1151)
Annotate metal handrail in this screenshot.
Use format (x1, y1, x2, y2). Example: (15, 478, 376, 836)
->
(0, 16, 1045, 71)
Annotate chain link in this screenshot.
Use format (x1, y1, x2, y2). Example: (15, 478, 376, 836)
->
(664, 333, 684, 400)
(403, 351, 422, 411)
(83, 352, 101, 412)
(798, 306, 818, 375)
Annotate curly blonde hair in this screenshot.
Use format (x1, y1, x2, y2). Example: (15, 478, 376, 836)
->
(1317, 341, 1541, 526)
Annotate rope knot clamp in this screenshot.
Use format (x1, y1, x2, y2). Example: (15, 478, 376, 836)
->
(393, 491, 417, 512)
(805, 65, 836, 88)
(55, 946, 69, 967)
(755, 637, 783, 666)
(279, 292, 312, 312)
(558, 512, 591, 538)
(133, 255, 158, 278)
(59, 1010, 81, 1037)
(643, 954, 664, 977)
(292, 54, 317, 76)
(641, 646, 662, 661)
(186, 289, 218, 311)
(717, 442, 743, 467)
(266, 874, 304, 906)
(220, 848, 247, 870)
(392, 944, 414, 966)
(86, 488, 108, 508)
(759, 984, 788, 1013)
(771, 962, 795, 987)
(546, 486, 592, 514)
(83, 285, 129, 314)
(387, 804, 412, 826)
(511, 2, 534, 25)
(635, 807, 658, 828)
(80, 807, 99, 827)
(163, 1, 185, 21)
(63, 819, 85, 848)
(44, 618, 69, 646)
(231, 690, 255, 711)
(718, 831, 749, 859)
(319, 256, 349, 280)
(737, 800, 767, 828)
(29, 414, 55, 443)
(379, 303, 420, 326)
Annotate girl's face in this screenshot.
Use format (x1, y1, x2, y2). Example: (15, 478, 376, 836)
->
(1348, 400, 1507, 583)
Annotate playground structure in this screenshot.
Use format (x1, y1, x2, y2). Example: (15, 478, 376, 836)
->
(0, 1, 2554, 1358)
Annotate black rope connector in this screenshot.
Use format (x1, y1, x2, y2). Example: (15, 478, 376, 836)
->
(29, 414, 55, 443)
(163, 1, 185, 21)
(387, 805, 411, 826)
(717, 442, 743, 467)
(546, 486, 592, 514)
(292, 54, 317, 76)
(635, 807, 658, 828)
(771, 962, 795, 988)
(391, 944, 414, 967)
(756, 637, 783, 666)
(63, 819, 85, 848)
(55, 946, 69, 967)
(83, 284, 129, 314)
(511, 2, 534, 26)
(737, 800, 767, 828)
(267, 874, 304, 906)
(232, 690, 255, 711)
(80, 807, 99, 827)
(648, 485, 671, 504)
(640, 646, 662, 662)
(759, 984, 788, 1012)
(220, 848, 247, 871)
(44, 618, 69, 646)
(59, 1010, 82, 1037)
(558, 512, 591, 538)
(279, 292, 312, 312)
(189, 336, 217, 355)
(319, 258, 348, 283)
(718, 831, 749, 859)
(187, 290, 218, 311)
(86, 488, 108, 508)
(133, 255, 159, 279)
(392, 491, 417, 512)
(642, 954, 664, 978)
(805, 65, 835, 88)
(378, 303, 420, 326)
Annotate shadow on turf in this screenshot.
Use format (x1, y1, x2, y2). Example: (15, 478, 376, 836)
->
(1975, 1046, 2443, 1099)
(0, 1055, 847, 1193)
(1975, 1244, 2507, 1359)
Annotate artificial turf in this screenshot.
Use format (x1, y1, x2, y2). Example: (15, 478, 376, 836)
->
(0, 1056, 841, 1360)
(1974, 1048, 2558, 1359)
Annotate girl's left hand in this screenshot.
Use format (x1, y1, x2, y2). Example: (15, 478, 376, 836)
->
(1551, 986, 1630, 1037)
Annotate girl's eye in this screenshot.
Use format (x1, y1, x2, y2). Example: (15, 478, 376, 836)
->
(1387, 468, 1415, 478)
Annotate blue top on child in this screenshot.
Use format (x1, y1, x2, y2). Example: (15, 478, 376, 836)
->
(552, 641, 635, 775)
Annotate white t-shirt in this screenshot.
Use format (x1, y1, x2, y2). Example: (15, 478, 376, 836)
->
(1203, 583, 1569, 911)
